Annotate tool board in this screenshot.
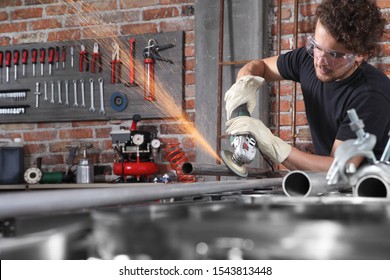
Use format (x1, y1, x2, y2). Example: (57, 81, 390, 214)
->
(0, 31, 183, 123)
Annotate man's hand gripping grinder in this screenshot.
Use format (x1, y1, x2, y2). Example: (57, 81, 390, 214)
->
(220, 103, 257, 177)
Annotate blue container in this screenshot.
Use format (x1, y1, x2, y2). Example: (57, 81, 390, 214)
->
(0, 139, 24, 184)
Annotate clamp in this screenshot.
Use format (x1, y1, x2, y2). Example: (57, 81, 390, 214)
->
(142, 39, 175, 64)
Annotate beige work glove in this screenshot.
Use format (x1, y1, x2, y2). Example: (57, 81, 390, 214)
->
(226, 116, 292, 164)
(224, 75, 265, 120)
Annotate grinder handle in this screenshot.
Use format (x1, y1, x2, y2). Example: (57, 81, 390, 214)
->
(230, 103, 250, 118)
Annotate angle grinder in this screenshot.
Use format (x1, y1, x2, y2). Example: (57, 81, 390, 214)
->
(220, 103, 257, 177)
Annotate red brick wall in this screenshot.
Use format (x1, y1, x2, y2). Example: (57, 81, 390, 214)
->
(0, 0, 388, 176)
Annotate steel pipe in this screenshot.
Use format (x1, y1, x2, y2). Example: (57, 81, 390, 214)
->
(181, 162, 282, 178)
(0, 178, 283, 219)
(354, 163, 390, 198)
(283, 171, 350, 197)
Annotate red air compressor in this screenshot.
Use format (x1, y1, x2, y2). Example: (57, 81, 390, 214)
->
(111, 114, 161, 182)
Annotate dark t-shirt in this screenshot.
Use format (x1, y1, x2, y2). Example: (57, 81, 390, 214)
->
(277, 47, 390, 158)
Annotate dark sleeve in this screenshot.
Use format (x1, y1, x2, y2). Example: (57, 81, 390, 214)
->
(277, 47, 310, 83)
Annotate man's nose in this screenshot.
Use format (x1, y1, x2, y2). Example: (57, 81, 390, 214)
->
(316, 51, 330, 65)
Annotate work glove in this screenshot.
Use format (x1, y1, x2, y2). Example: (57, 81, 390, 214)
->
(226, 116, 292, 164)
(224, 75, 265, 120)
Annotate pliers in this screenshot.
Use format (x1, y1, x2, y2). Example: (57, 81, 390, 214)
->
(111, 42, 121, 84)
(91, 43, 102, 73)
(79, 44, 89, 72)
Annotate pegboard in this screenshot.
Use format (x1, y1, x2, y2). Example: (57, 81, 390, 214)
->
(0, 31, 183, 123)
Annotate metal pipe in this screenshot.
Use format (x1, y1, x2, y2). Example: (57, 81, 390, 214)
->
(354, 163, 390, 198)
(182, 162, 282, 178)
(283, 171, 350, 197)
(380, 131, 390, 163)
(0, 178, 283, 219)
(291, 0, 299, 147)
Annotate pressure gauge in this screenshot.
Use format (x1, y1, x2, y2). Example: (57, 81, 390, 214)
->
(132, 134, 144, 146)
(151, 139, 161, 148)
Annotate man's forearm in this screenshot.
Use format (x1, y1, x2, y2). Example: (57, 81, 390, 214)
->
(281, 147, 334, 172)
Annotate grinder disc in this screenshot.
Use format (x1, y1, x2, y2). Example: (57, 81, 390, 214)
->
(220, 149, 248, 178)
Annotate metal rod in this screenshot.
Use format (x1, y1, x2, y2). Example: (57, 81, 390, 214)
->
(291, 0, 299, 147)
(283, 171, 350, 197)
(276, 0, 282, 139)
(182, 162, 282, 178)
(380, 130, 390, 163)
(0, 178, 283, 219)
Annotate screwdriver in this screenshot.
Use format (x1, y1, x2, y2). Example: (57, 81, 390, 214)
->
(48, 47, 55, 76)
(31, 48, 37, 77)
(55, 46, 60, 69)
(62, 46, 66, 69)
(22, 49, 28, 77)
(13, 50, 19, 81)
(5, 50, 11, 83)
(40, 48, 45, 76)
(0, 51, 3, 84)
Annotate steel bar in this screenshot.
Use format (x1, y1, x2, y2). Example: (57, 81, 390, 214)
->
(0, 178, 283, 219)
(354, 163, 390, 198)
(283, 171, 350, 197)
(182, 162, 283, 178)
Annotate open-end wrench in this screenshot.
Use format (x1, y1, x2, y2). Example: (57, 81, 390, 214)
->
(50, 80, 55, 103)
(98, 78, 105, 115)
(64, 80, 69, 106)
(80, 79, 86, 108)
(89, 78, 95, 113)
(34, 82, 41, 108)
(44, 81, 48, 101)
(57, 80, 62, 105)
(73, 80, 79, 107)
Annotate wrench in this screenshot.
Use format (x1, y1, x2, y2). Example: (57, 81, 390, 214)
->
(80, 79, 86, 108)
(73, 80, 78, 107)
(89, 78, 96, 112)
(64, 80, 69, 106)
(44, 81, 48, 101)
(98, 78, 105, 115)
(50, 80, 55, 104)
(57, 80, 62, 105)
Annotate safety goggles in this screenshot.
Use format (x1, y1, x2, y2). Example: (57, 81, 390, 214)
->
(306, 35, 357, 66)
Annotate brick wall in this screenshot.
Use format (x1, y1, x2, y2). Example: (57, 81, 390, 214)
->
(0, 0, 389, 176)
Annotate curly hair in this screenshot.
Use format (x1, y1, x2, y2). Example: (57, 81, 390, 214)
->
(316, 0, 386, 55)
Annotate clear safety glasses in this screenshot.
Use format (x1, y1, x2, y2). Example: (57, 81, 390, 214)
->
(306, 35, 357, 66)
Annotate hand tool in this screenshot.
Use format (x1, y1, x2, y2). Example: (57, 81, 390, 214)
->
(31, 48, 37, 77)
(0, 51, 3, 84)
(0, 89, 29, 100)
(220, 104, 257, 178)
(22, 49, 28, 78)
(143, 39, 175, 101)
(55, 46, 60, 69)
(91, 43, 102, 73)
(50, 80, 55, 103)
(13, 50, 19, 81)
(0, 105, 29, 115)
(5, 50, 11, 83)
(48, 47, 55, 76)
(80, 79, 86, 108)
(62, 46, 66, 69)
(79, 44, 89, 72)
(44, 81, 48, 101)
(73, 79, 79, 107)
(34, 82, 41, 108)
(57, 80, 62, 105)
(111, 42, 121, 84)
(64, 80, 69, 106)
(70, 45, 74, 68)
(89, 78, 95, 112)
(40, 48, 46, 77)
(128, 38, 137, 86)
(98, 78, 105, 115)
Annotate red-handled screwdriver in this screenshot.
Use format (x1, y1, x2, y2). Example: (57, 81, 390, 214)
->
(22, 49, 28, 77)
(62, 46, 66, 69)
(5, 50, 11, 83)
(40, 48, 46, 77)
(48, 47, 55, 76)
(55, 46, 60, 69)
(13, 50, 19, 81)
(31, 48, 37, 77)
(0, 51, 3, 84)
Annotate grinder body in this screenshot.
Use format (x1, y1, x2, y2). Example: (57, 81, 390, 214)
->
(220, 103, 257, 177)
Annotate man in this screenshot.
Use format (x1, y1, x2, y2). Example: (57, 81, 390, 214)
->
(225, 0, 390, 171)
